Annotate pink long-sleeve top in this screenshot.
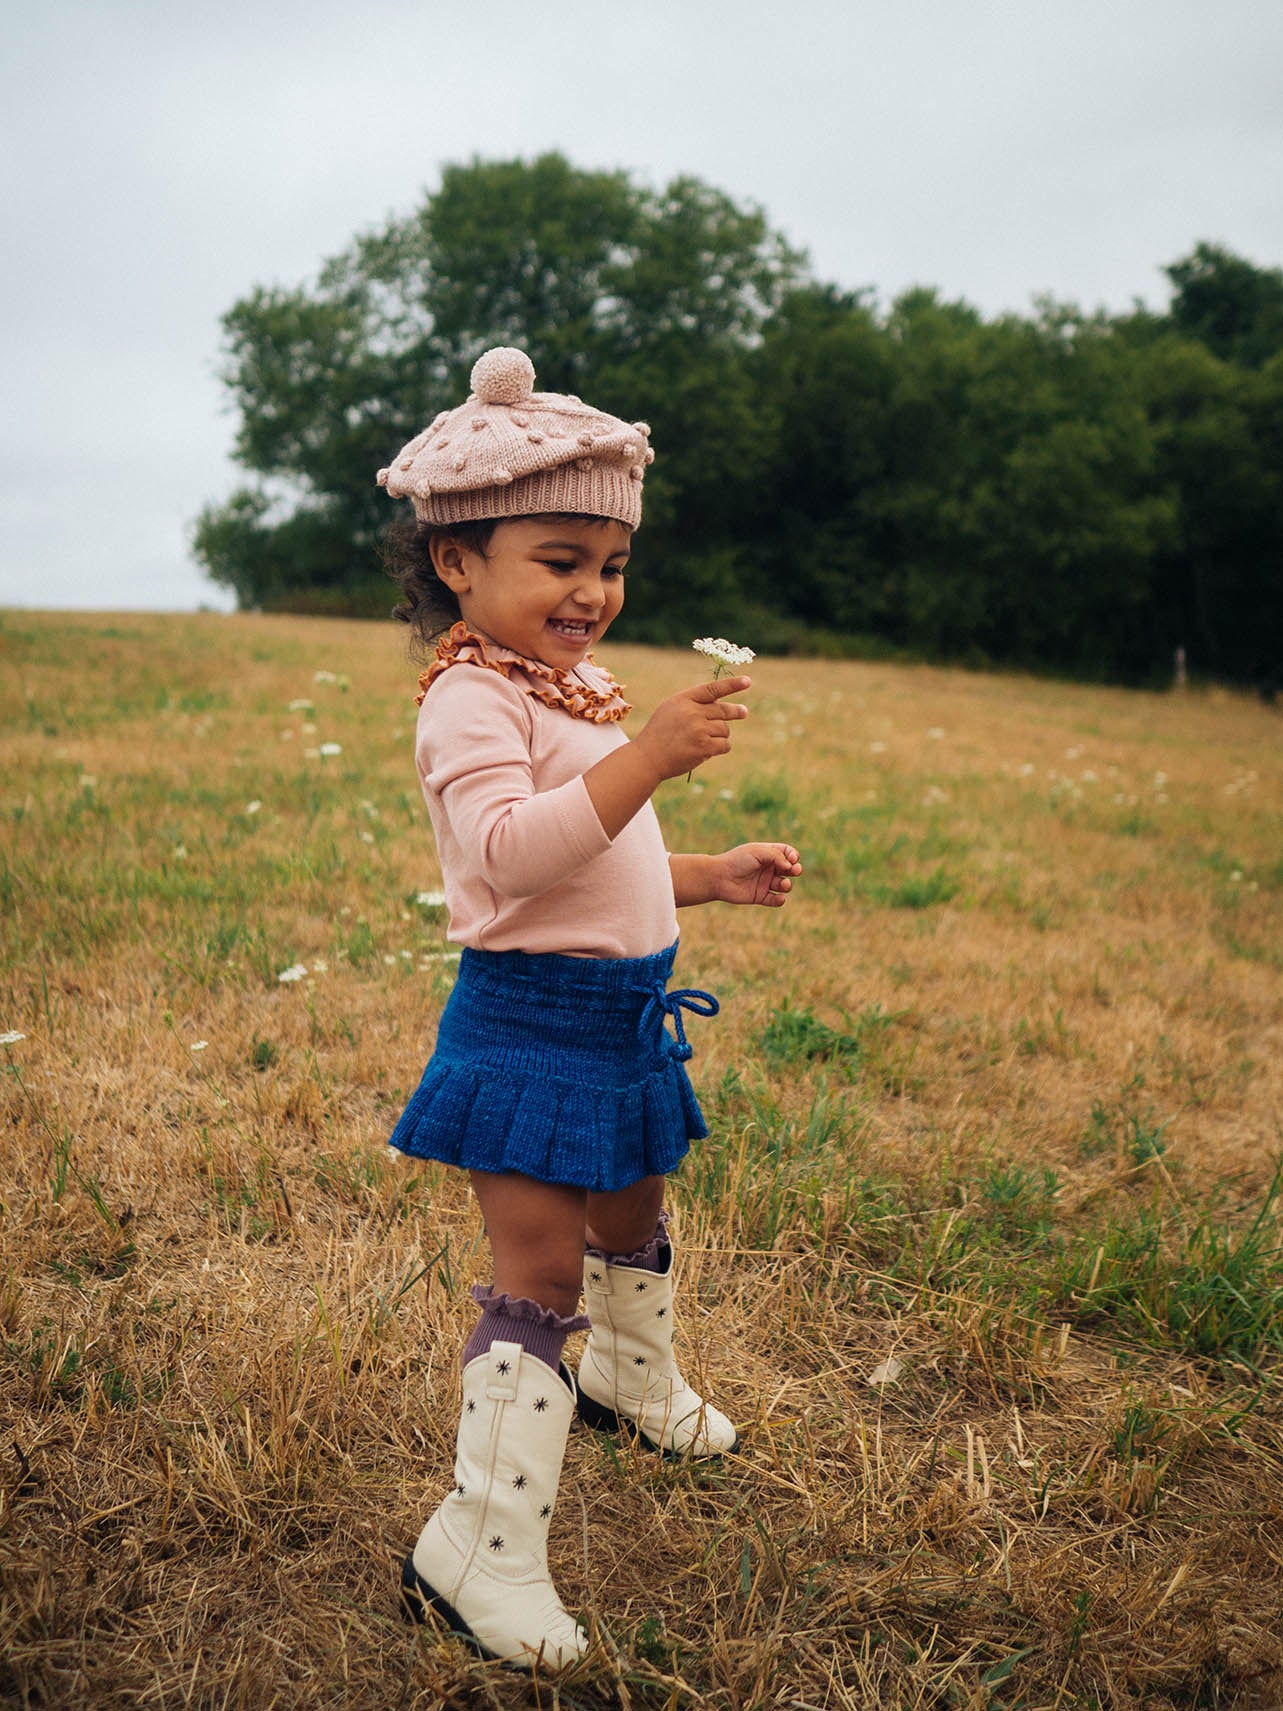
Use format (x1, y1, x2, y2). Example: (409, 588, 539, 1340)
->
(415, 654, 679, 959)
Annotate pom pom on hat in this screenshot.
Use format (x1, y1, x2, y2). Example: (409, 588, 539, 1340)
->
(470, 347, 536, 405)
(377, 344, 652, 530)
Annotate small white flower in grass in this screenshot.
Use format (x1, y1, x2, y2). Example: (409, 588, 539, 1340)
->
(190, 1040, 208, 1052)
(421, 951, 462, 963)
(314, 670, 337, 683)
(319, 742, 342, 757)
(246, 800, 262, 815)
(718, 788, 735, 801)
(417, 890, 447, 908)
(692, 636, 756, 670)
(301, 721, 318, 734)
(926, 727, 945, 740)
(312, 958, 328, 973)
(383, 954, 398, 965)
(277, 964, 308, 983)
(80, 775, 97, 790)
(867, 1356, 904, 1386)
(869, 741, 886, 755)
(359, 831, 374, 844)
(1, 1031, 26, 1046)
(288, 699, 314, 713)
(173, 845, 187, 861)
(1230, 870, 1243, 883)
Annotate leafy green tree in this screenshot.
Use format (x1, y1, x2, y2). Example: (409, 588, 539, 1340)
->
(194, 155, 803, 614)
(1165, 241, 1283, 370)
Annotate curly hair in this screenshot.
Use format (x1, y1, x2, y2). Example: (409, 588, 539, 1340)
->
(382, 513, 621, 660)
(382, 517, 498, 660)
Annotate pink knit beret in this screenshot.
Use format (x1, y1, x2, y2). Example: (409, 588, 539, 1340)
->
(376, 347, 655, 530)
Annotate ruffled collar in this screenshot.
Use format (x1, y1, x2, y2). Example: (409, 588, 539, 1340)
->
(416, 623, 631, 723)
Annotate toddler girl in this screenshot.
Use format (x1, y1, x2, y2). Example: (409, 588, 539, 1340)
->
(377, 347, 801, 1669)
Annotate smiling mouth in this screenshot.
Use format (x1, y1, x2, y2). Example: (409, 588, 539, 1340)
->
(547, 619, 593, 640)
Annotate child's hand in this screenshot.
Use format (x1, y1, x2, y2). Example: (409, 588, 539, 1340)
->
(632, 676, 752, 781)
(714, 843, 803, 907)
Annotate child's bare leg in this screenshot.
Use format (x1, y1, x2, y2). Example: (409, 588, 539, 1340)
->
(468, 1168, 586, 1315)
(585, 1173, 665, 1256)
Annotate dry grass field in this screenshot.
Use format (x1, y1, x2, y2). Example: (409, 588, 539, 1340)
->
(2, 608, 1281, 1710)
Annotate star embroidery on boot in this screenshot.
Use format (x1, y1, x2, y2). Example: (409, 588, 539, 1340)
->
(540, 1503, 552, 1519)
(488, 1535, 504, 1552)
(465, 1400, 476, 1413)
(496, 1358, 511, 1375)
(455, 1483, 466, 1497)
(513, 1474, 527, 1489)
(633, 1355, 646, 1366)
(634, 1281, 648, 1292)
(533, 1396, 548, 1412)
(589, 1269, 602, 1284)
(656, 1307, 667, 1318)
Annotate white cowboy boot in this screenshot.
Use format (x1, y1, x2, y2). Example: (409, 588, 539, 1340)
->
(401, 1340, 587, 1669)
(576, 1243, 739, 1458)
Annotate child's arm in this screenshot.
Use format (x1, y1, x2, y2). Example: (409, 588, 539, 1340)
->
(670, 845, 803, 909)
(583, 675, 751, 839)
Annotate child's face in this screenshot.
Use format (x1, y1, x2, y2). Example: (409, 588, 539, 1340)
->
(433, 517, 632, 668)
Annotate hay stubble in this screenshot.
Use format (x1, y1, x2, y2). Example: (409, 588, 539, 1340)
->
(2, 611, 1280, 1709)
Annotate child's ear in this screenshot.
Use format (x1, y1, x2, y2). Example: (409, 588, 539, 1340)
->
(430, 535, 472, 594)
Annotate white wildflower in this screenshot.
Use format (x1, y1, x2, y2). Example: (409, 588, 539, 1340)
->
(301, 721, 318, 734)
(314, 670, 337, 683)
(926, 727, 945, 739)
(0, 1030, 26, 1046)
(319, 742, 342, 757)
(417, 890, 447, 908)
(692, 636, 756, 669)
(383, 954, 398, 965)
(867, 1356, 904, 1386)
(421, 951, 462, 963)
(173, 845, 187, 861)
(246, 800, 262, 815)
(359, 831, 374, 844)
(190, 1040, 209, 1052)
(311, 958, 329, 973)
(718, 789, 735, 801)
(1230, 870, 1243, 883)
(869, 741, 887, 755)
(277, 964, 308, 983)
(288, 699, 314, 713)
(80, 775, 97, 790)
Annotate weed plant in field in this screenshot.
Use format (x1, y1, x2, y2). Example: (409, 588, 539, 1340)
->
(1, 611, 1281, 1708)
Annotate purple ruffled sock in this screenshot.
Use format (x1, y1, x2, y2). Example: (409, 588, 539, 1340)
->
(584, 1209, 671, 1275)
(461, 1284, 591, 1373)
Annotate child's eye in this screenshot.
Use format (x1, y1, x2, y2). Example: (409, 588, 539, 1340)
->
(604, 565, 626, 579)
(544, 560, 576, 574)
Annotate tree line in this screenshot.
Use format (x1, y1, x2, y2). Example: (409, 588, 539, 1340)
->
(195, 154, 1283, 688)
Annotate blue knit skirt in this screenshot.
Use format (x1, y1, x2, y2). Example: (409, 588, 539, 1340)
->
(387, 942, 717, 1191)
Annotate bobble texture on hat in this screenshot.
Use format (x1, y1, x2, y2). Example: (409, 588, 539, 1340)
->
(376, 347, 654, 530)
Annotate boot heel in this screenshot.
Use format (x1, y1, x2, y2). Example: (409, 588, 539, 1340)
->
(574, 1384, 625, 1435)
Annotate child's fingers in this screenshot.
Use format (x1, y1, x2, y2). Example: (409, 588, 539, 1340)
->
(691, 675, 752, 704)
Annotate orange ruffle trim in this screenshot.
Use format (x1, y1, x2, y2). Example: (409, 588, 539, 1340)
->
(416, 623, 631, 723)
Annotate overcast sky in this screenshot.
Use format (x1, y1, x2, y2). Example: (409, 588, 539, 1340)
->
(4, 0, 1282, 612)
